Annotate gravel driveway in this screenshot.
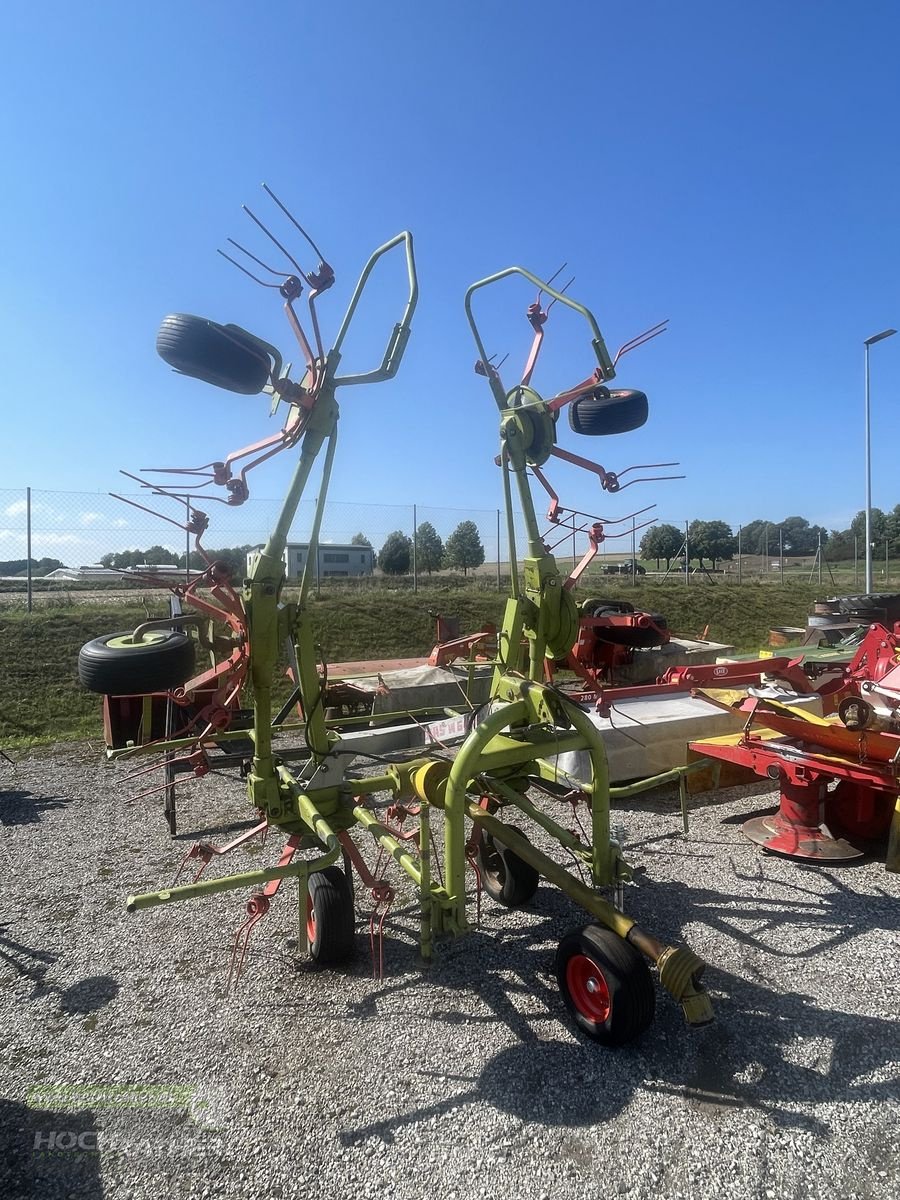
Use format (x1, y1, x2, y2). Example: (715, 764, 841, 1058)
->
(1, 745, 898, 1199)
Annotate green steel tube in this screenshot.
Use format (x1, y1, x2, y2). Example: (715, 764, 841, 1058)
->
(464, 266, 615, 413)
(351, 805, 454, 914)
(331, 232, 418, 383)
(419, 806, 432, 961)
(126, 846, 338, 912)
(261, 420, 332, 567)
(887, 792, 900, 873)
(466, 803, 634, 938)
(608, 758, 713, 800)
(466, 803, 713, 1026)
(500, 446, 520, 600)
(443, 699, 529, 929)
(277, 766, 343, 854)
(555, 698, 614, 884)
(298, 425, 338, 604)
(479, 774, 590, 859)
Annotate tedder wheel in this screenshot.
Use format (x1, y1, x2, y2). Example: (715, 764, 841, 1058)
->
(555, 924, 655, 1046)
(568, 388, 648, 437)
(476, 828, 540, 908)
(306, 867, 356, 964)
(78, 631, 195, 695)
(156, 313, 272, 395)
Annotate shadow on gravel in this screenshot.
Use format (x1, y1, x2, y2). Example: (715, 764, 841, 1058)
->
(656, 965, 900, 1135)
(331, 878, 900, 1145)
(0, 1097, 104, 1200)
(0, 926, 58, 993)
(0, 927, 119, 1015)
(0, 788, 71, 826)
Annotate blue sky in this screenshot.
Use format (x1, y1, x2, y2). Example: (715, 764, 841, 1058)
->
(2, 0, 899, 560)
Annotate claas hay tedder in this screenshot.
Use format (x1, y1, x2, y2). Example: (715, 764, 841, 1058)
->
(79, 189, 713, 1045)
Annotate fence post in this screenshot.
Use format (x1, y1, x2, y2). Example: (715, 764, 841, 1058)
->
(412, 504, 418, 594)
(631, 517, 637, 586)
(185, 497, 191, 584)
(26, 486, 33, 613)
(738, 525, 742, 585)
(817, 531, 822, 586)
(684, 520, 689, 586)
(779, 527, 784, 586)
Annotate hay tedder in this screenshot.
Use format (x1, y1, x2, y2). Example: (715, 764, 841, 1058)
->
(79, 190, 712, 1045)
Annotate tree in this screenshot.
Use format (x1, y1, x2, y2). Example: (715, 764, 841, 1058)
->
(737, 519, 774, 556)
(35, 557, 65, 575)
(850, 507, 888, 545)
(687, 520, 736, 568)
(378, 530, 412, 575)
(779, 516, 828, 556)
(824, 528, 854, 562)
(351, 532, 372, 547)
(415, 522, 444, 574)
(143, 544, 177, 566)
(639, 523, 683, 569)
(443, 521, 485, 575)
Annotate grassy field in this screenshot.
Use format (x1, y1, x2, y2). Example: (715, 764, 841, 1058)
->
(0, 580, 826, 750)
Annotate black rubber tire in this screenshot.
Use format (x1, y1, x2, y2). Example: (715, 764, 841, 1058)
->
(476, 828, 540, 907)
(568, 388, 648, 436)
(306, 867, 356, 964)
(156, 313, 272, 395)
(555, 924, 655, 1046)
(78, 631, 195, 695)
(582, 598, 635, 616)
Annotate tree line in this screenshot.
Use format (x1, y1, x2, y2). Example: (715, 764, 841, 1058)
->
(639, 508, 900, 569)
(89, 520, 487, 579)
(371, 521, 486, 576)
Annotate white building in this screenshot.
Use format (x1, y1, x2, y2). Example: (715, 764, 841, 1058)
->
(247, 542, 375, 580)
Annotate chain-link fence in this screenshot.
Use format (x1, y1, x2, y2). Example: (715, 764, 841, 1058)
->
(0, 487, 516, 593)
(0, 489, 891, 602)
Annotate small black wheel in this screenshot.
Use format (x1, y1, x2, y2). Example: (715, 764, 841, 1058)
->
(476, 828, 540, 908)
(78, 631, 195, 695)
(306, 867, 356, 964)
(156, 313, 273, 395)
(568, 388, 648, 436)
(555, 924, 655, 1046)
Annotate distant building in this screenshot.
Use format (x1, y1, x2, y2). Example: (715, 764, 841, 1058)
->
(246, 542, 375, 580)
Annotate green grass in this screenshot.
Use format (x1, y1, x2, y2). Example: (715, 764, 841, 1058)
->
(0, 581, 823, 751)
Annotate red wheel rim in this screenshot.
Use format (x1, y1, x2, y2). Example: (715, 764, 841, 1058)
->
(306, 893, 316, 943)
(566, 954, 611, 1022)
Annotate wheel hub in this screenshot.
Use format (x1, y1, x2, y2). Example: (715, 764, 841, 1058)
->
(566, 953, 611, 1022)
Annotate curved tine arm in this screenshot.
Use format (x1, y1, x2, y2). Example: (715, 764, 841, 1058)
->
(464, 267, 616, 412)
(331, 231, 419, 386)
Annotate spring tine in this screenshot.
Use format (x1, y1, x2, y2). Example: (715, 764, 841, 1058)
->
(546, 275, 575, 312)
(110, 492, 190, 533)
(615, 461, 680, 479)
(217, 249, 282, 289)
(226, 237, 291, 277)
(242, 204, 310, 284)
(537, 261, 567, 305)
(612, 319, 669, 366)
(261, 183, 329, 265)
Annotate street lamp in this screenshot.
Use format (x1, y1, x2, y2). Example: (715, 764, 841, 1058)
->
(864, 328, 896, 593)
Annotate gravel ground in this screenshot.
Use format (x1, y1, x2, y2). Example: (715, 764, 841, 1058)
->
(1, 744, 899, 1200)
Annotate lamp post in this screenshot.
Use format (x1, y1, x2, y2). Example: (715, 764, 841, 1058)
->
(864, 328, 896, 593)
